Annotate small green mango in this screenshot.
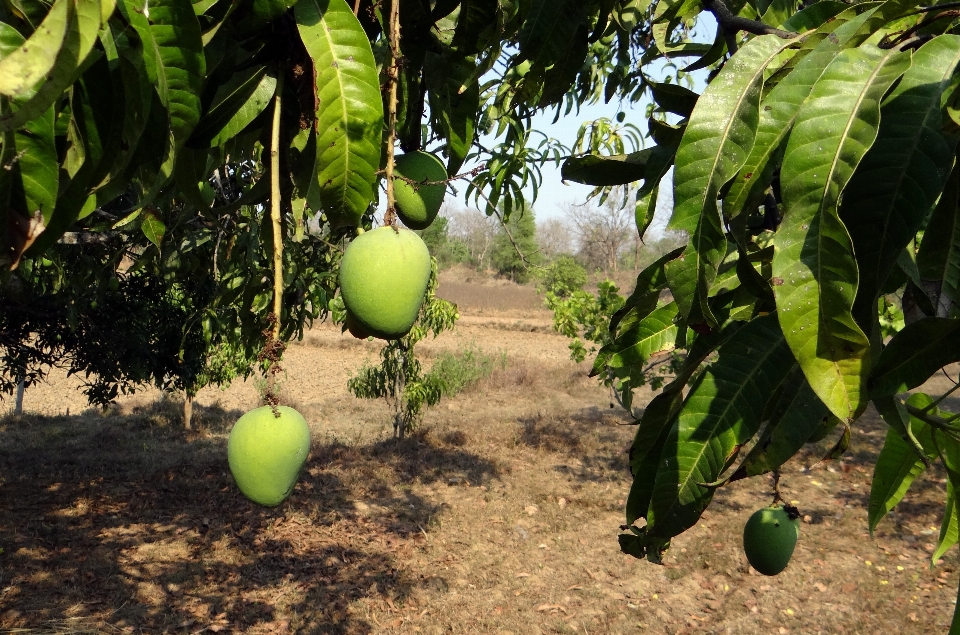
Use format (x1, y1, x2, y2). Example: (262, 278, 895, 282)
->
(743, 504, 800, 576)
(393, 151, 447, 230)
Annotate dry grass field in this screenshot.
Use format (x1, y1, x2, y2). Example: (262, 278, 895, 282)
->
(1, 273, 958, 634)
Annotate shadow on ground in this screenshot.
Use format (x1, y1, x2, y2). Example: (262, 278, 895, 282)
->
(0, 402, 497, 634)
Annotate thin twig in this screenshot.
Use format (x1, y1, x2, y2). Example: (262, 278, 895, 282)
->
(923, 379, 960, 413)
(905, 404, 960, 440)
(880, 10, 960, 48)
(703, 0, 794, 38)
(383, 0, 401, 229)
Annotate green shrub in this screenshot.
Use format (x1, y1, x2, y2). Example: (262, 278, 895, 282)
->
(427, 345, 505, 397)
(537, 256, 587, 297)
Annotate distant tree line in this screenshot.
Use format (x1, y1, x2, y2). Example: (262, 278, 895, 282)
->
(415, 198, 685, 287)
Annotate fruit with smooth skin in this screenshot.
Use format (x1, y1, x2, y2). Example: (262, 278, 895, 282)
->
(344, 309, 371, 340)
(742, 504, 800, 575)
(227, 406, 311, 506)
(339, 226, 431, 339)
(393, 151, 447, 230)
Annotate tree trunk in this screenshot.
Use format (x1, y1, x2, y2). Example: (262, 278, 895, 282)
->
(15, 375, 24, 415)
(183, 394, 193, 431)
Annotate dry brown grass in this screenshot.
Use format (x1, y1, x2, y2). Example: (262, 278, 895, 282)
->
(2, 279, 959, 634)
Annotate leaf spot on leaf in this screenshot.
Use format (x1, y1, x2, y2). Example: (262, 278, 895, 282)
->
(771, 277, 783, 286)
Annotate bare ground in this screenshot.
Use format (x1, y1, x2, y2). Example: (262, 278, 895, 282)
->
(1, 276, 958, 634)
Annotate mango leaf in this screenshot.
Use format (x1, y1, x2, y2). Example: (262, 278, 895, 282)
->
(0, 24, 58, 227)
(650, 82, 699, 118)
(190, 65, 277, 148)
(560, 149, 651, 186)
(636, 186, 657, 242)
(0, 0, 102, 134)
(843, 36, 960, 328)
(96, 27, 154, 201)
(731, 365, 830, 479)
(934, 479, 958, 566)
(724, 7, 881, 231)
(605, 303, 680, 371)
(424, 51, 479, 175)
(26, 61, 114, 257)
(870, 318, 960, 397)
(141, 208, 166, 248)
(773, 45, 910, 423)
(918, 163, 960, 305)
(625, 322, 745, 525)
(516, 0, 586, 71)
(665, 35, 796, 329)
(933, 429, 960, 566)
(868, 393, 937, 535)
(646, 313, 795, 539)
(605, 246, 685, 339)
(0, 0, 71, 97)
(121, 0, 205, 155)
(451, 0, 497, 55)
(296, 0, 383, 227)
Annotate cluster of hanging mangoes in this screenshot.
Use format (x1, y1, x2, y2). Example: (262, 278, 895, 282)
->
(227, 152, 447, 507)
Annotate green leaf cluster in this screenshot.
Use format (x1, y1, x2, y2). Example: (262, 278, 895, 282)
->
(555, 0, 960, 602)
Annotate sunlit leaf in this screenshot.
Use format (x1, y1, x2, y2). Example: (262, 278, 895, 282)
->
(773, 45, 910, 422)
(296, 0, 383, 227)
(665, 34, 796, 328)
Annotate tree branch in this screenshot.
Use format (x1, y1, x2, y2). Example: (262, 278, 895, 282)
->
(703, 0, 794, 39)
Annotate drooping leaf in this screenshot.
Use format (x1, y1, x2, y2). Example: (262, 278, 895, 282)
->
(636, 186, 657, 242)
(773, 45, 910, 422)
(646, 313, 795, 539)
(650, 82, 699, 118)
(121, 0, 205, 155)
(296, 0, 383, 227)
(918, 163, 960, 306)
(868, 393, 937, 535)
(0, 23, 58, 227)
(0, 0, 102, 133)
(516, 0, 586, 71)
(560, 149, 651, 186)
(0, 0, 72, 97)
(665, 35, 797, 329)
(424, 51, 479, 175)
(732, 365, 830, 479)
(870, 318, 960, 397)
(625, 321, 745, 525)
(723, 7, 882, 231)
(190, 65, 277, 148)
(606, 246, 684, 339)
(843, 36, 960, 328)
(934, 479, 959, 566)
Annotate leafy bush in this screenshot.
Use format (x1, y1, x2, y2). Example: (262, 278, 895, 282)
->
(537, 256, 587, 298)
(427, 345, 506, 397)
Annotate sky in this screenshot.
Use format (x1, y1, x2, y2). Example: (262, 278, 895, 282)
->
(380, 16, 718, 241)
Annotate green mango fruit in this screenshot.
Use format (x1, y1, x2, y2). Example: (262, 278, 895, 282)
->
(743, 504, 800, 576)
(339, 226, 431, 339)
(344, 309, 372, 340)
(393, 151, 447, 230)
(227, 406, 311, 506)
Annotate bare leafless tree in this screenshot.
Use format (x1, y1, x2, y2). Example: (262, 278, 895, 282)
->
(536, 217, 574, 260)
(564, 197, 634, 273)
(445, 205, 499, 269)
